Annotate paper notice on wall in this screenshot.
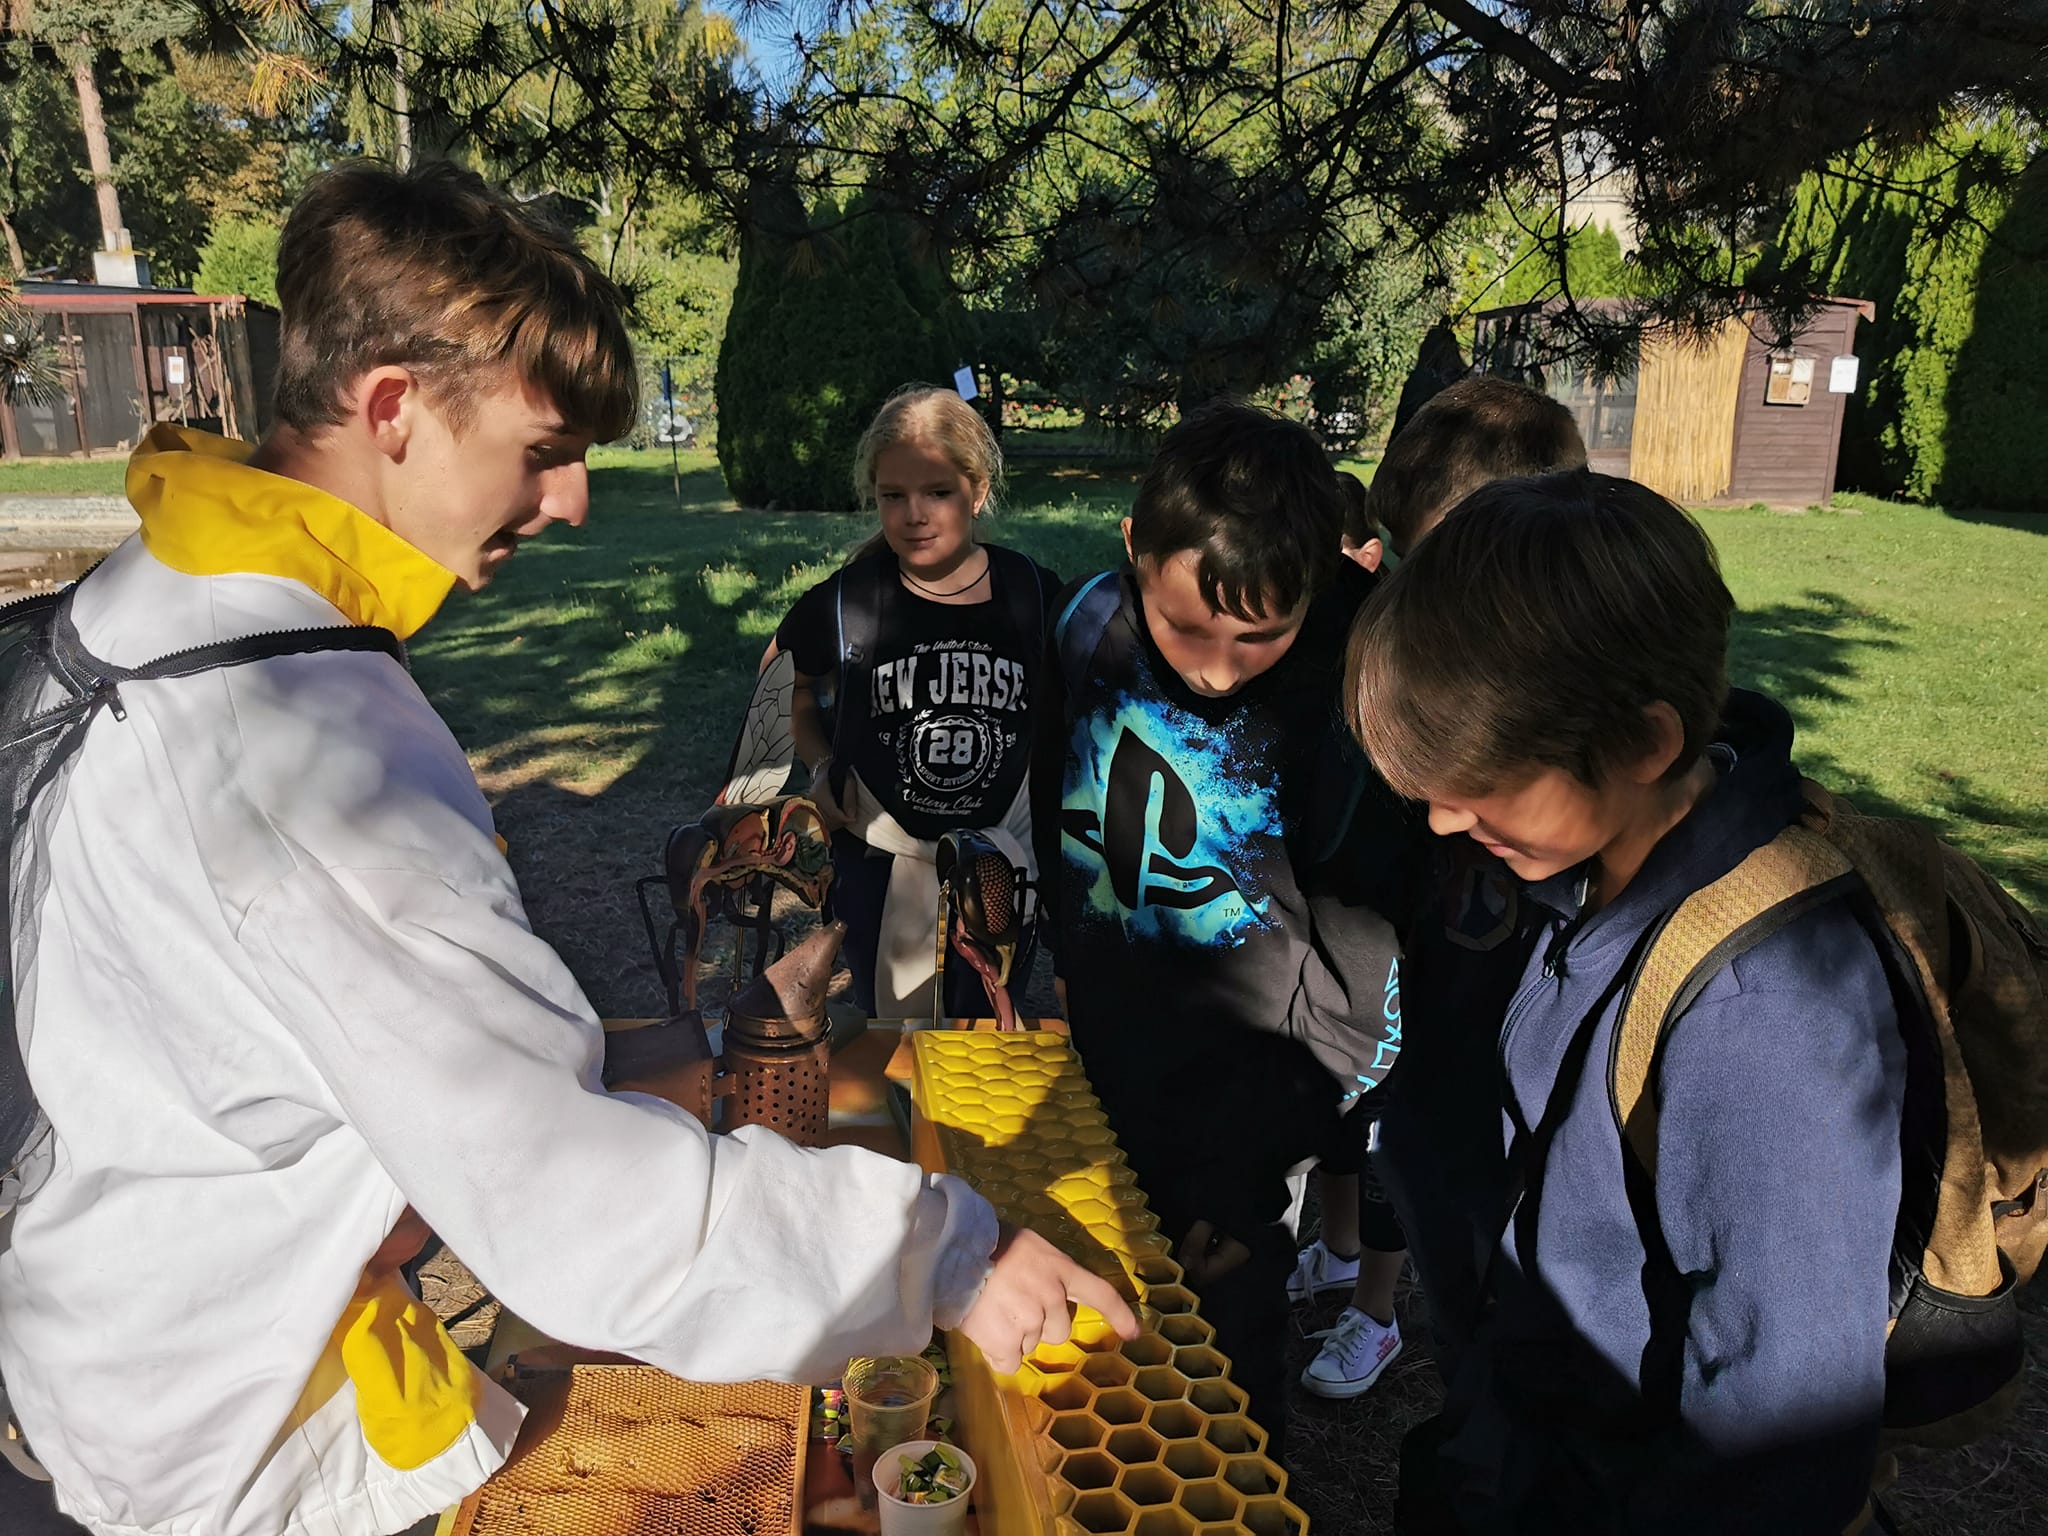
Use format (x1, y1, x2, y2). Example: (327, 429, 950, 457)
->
(953, 365, 979, 402)
(165, 353, 186, 387)
(1829, 355, 1860, 393)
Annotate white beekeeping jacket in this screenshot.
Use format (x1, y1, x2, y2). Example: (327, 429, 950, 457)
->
(0, 427, 995, 1536)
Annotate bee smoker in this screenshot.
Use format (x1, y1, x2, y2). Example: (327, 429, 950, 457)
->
(718, 919, 846, 1146)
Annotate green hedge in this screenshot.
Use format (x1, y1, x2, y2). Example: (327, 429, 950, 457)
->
(716, 192, 969, 510)
(1497, 217, 1634, 306)
(1776, 130, 2047, 511)
(193, 217, 281, 307)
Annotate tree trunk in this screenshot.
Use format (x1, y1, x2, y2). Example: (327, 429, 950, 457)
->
(0, 213, 25, 279)
(70, 42, 125, 251)
(388, 4, 412, 171)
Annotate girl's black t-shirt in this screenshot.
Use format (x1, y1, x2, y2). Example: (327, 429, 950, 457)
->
(776, 545, 1061, 840)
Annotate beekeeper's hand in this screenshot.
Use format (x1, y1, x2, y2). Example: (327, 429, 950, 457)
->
(957, 1224, 1139, 1375)
(367, 1206, 434, 1275)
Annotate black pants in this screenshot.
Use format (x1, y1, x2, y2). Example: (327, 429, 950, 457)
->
(1317, 1096, 1409, 1256)
(1077, 1029, 1345, 1467)
(1159, 1203, 1298, 1464)
(1395, 1414, 1468, 1535)
(1114, 1122, 1301, 1463)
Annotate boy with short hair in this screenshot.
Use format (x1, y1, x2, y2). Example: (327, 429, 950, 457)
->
(1337, 470, 1384, 570)
(0, 161, 1129, 1536)
(1034, 401, 1417, 1451)
(1347, 471, 1902, 1532)
(1368, 375, 1586, 555)
(1293, 375, 1588, 1399)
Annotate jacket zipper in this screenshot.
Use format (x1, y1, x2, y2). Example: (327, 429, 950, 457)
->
(1496, 946, 1558, 1114)
(1497, 882, 1593, 1114)
(78, 627, 408, 722)
(111, 625, 408, 674)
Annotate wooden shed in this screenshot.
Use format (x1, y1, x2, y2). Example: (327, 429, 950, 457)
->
(1471, 297, 1873, 506)
(2, 282, 279, 460)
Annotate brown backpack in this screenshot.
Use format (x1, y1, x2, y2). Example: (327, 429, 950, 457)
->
(1613, 781, 2048, 1447)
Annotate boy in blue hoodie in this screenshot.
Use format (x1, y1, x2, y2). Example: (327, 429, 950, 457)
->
(1347, 471, 1903, 1533)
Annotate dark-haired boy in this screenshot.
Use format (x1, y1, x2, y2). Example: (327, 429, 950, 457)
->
(1293, 377, 1588, 1400)
(1369, 375, 1586, 556)
(1348, 471, 1902, 1533)
(1034, 401, 1418, 1451)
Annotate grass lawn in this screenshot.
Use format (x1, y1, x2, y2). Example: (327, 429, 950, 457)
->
(0, 455, 129, 496)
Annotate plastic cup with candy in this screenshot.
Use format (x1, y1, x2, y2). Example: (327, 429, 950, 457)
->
(874, 1440, 977, 1536)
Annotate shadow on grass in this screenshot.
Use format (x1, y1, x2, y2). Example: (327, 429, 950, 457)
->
(1731, 588, 2044, 916)
(410, 457, 864, 1012)
(1729, 588, 1906, 717)
(1945, 509, 2048, 536)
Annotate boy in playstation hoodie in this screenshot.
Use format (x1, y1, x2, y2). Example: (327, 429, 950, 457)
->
(1033, 403, 1420, 1452)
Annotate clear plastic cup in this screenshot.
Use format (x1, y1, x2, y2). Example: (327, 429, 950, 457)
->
(843, 1355, 939, 1451)
(872, 1439, 977, 1536)
(842, 1355, 940, 1506)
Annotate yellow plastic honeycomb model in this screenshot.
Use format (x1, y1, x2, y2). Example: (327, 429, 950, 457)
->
(909, 1031, 1309, 1536)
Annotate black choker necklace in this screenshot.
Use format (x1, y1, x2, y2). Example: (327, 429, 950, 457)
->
(902, 556, 990, 599)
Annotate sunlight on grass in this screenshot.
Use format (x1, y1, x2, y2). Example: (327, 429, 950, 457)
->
(701, 564, 759, 605)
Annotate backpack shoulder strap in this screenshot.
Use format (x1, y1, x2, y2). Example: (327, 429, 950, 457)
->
(1613, 818, 1860, 1175)
(988, 545, 1047, 646)
(829, 553, 891, 769)
(1051, 571, 1121, 700)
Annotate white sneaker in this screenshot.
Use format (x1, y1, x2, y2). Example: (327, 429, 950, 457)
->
(1286, 1238, 1362, 1303)
(1301, 1307, 1403, 1399)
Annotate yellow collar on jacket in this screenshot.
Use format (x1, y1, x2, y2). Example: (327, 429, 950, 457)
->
(126, 424, 456, 641)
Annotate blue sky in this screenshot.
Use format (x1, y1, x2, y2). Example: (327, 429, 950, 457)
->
(732, 5, 807, 88)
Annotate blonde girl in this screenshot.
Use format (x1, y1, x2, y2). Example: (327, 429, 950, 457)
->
(769, 386, 1061, 1017)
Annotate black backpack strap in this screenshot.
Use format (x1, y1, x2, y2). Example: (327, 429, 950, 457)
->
(1052, 570, 1122, 699)
(1495, 919, 1661, 1280)
(1464, 917, 1698, 1433)
(829, 553, 889, 784)
(987, 545, 1048, 649)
